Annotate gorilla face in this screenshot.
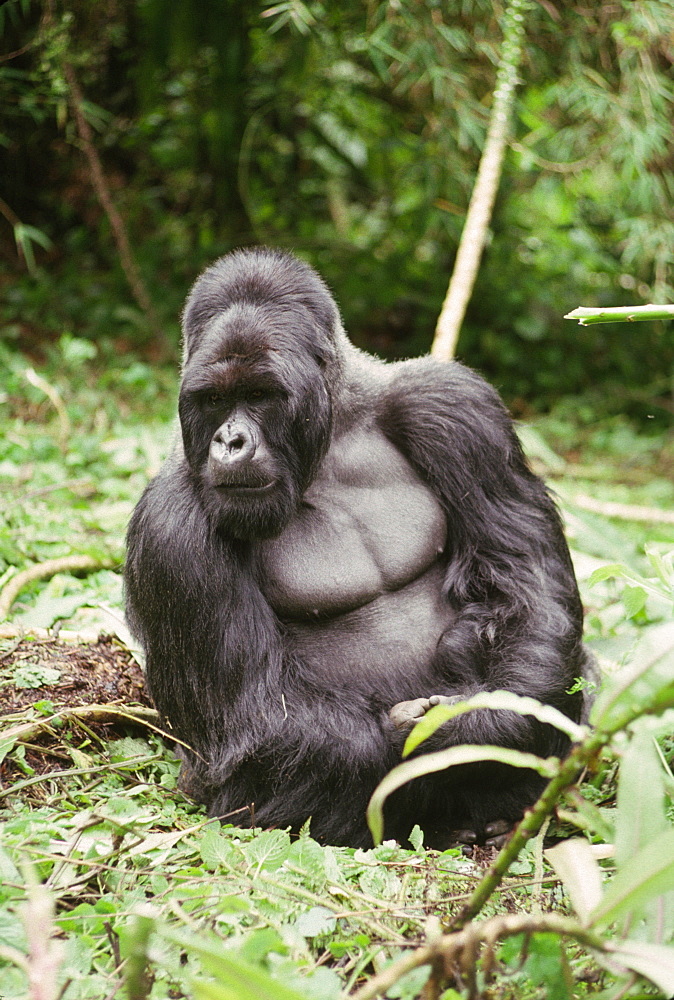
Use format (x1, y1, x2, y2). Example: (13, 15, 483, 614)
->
(178, 301, 333, 539)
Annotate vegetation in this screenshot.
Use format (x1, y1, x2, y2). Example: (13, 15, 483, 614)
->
(1, 0, 673, 997)
(0, 343, 673, 998)
(1, 0, 673, 413)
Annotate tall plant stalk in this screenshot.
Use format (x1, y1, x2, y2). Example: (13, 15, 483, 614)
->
(431, 0, 531, 361)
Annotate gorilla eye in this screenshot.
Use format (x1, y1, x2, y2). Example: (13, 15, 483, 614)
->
(205, 392, 226, 407)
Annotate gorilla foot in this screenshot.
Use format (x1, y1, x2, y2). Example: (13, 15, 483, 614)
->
(389, 694, 461, 729)
(447, 819, 513, 855)
(484, 818, 513, 850)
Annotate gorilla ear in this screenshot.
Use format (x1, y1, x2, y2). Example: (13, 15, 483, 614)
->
(313, 343, 334, 370)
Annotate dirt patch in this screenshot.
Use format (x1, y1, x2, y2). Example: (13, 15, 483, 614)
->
(0, 635, 151, 715)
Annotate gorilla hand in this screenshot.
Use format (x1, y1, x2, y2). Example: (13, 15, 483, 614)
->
(389, 694, 461, 729)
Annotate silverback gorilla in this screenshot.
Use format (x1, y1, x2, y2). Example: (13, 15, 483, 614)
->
(125, 248, 589, 849)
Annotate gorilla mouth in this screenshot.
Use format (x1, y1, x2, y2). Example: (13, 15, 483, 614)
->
(217, 480, 277, 494)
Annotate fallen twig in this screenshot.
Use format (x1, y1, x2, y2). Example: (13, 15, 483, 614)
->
(1, 703, 160, 744)
(0, 555, 115, 621)
(349, 912, 605, 1000)
(571, 495, 674, 525)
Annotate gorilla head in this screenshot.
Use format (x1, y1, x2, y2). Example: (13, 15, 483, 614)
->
(177, 249, 342, 538)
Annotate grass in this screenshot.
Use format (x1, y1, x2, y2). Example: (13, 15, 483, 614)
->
(0, 340, 673, 999)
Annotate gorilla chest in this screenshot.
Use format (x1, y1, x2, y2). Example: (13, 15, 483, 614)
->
(259, 430, 447, 619)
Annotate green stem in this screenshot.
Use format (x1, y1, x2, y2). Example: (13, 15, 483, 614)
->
(565, 304, 674, 325)
(450, 729, 607, 929)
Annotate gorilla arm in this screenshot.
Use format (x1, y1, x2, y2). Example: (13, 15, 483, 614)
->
(125, 454, 403, 845)
(380, 358, 587, 752)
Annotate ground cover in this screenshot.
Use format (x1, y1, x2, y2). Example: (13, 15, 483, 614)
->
(0, 348, 673, 999)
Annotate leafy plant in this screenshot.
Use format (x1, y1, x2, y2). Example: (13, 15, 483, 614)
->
(362, 548, 674, 997)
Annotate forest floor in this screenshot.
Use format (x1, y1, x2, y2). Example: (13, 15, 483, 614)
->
(0, 372, 673, 999)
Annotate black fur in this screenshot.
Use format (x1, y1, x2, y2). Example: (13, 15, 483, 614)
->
(125, 248, 589, 848)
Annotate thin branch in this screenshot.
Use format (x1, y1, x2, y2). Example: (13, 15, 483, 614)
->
(450, 720, 623, 930)
(572, 495, 674, 525)
(0, 195, 21, 228)
(42, 0, 165, 347)
(0, 624, 104, 643)
(61, 61, 163, 337)
(565, 304, 674, 325)
(24, 367, 70, 451)
(0, 555, 114, 620)
(431, 0, 531, 360)
(349, 912, 605, 1000)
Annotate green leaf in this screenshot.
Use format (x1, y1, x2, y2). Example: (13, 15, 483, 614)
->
(403, 689, 587, 756)
(590, 827, 674, 926)
(239, 927, 287, 964)
(295, 906, 336, 938)
(384, 964, 431, 999)
(606, 939, 674, 996)
(621, 584, 647, 618)
(199, 826, 240, 869)
(285, 835, 326, 889)
(644, 544, 674, 592)
(244, 829, 291, 873)
(0, 737, 17, 766)
(367, 745, 557, 845)
(408, 825, 424, 851)
(590, 622, 674, 732)
(0, 847, 20, 884)
(522, 933, 573, 1000)
(588, 563, 626, 585)
(545, 839, 603, 924)
(166, 935, 309, 1000)
(614, 730, 668, 871)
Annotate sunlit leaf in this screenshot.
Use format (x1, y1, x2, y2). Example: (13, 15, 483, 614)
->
(590, 828, 674, 926)
(368, 744, 557, 845)
(606, 939, 674, 996)
(403, 689, 586, 756)
(590, 622, 674, 732)
(545, 839, 603, 924)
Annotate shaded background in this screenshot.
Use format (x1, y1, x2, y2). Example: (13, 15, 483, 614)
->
(1, 0, 673, 421)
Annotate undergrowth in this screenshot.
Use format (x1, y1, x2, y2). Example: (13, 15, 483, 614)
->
(0, 342, 673, 999)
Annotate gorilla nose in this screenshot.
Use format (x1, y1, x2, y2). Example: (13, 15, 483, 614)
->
(212, 425, 257, 465)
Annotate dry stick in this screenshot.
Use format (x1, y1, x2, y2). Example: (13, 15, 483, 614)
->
(0, 555, 113, 620)
(24, 367, 71, 450)
(0, 624, 104, 643)
(431, 0, 531, 361)
(0, 705, 208, 773)
(1, 705, 160, 745)
(572, 495, 674, 525)
(349, 912, 606, 1000)
(58, 56, 164, 344)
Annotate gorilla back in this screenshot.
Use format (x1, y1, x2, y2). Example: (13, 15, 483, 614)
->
(125, 247, 589, 848)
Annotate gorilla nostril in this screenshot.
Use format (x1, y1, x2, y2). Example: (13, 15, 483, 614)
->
(228, 433, 246, 453)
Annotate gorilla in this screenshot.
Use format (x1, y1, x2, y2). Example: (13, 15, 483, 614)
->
(125, 247, 589, 849)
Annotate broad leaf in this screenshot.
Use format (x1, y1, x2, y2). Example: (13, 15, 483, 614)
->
(606, 939, 674, 996)
(590, 622, 674, 733)
(164, 931, 308, 1000)
(590, 828, 674, 927)
(545, 839, 603, 924)
(403, 689, 587, 756)
(614, 730, 668, 871)
(367, 744, 557, 845)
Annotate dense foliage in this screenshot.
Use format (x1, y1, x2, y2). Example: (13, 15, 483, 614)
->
(1, 0, 673, 414)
